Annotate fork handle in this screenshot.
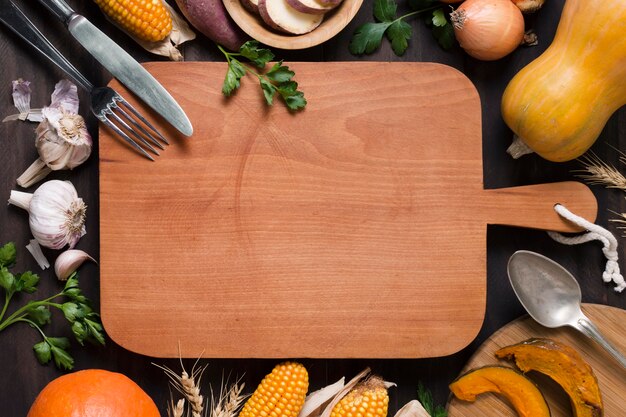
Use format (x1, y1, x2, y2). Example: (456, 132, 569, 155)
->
(33, 0, 75, 25)
(0, 1, 92, 91)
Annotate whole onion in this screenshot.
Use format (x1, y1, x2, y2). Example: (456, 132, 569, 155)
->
(451, 0, 525, 61)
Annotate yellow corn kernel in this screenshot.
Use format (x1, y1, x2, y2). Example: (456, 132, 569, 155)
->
(240, 362, 309, 417)
(93, 0, 172, 42)
(330, 377, 389, 417)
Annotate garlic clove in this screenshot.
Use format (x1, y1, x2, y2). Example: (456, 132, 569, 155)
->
(54, 249, 96, 281)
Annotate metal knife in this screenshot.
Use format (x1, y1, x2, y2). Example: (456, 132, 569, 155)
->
(35, 0, 193, 136)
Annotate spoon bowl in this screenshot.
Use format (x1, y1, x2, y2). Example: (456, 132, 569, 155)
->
(507, 250, 626, 370)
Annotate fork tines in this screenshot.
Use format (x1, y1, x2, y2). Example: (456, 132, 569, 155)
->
(95, 88, 169, 161)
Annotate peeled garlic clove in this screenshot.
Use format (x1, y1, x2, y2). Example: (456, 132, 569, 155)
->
(394, 400, 431, 417)
(298, 377, 345, 417)
(55, 249, 96, 280)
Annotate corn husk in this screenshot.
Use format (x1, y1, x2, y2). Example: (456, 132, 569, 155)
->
(105, 2, 196, 61)
(394, 400, 432, 417)
(298, 377, 345, 417)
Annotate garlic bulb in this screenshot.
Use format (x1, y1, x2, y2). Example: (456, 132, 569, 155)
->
(54, 249, 96, 281)
(8, 180, 87, 249)
(17, 80, 92, 188)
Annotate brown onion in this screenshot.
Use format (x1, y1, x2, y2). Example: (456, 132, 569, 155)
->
(451, 0, 525, 61)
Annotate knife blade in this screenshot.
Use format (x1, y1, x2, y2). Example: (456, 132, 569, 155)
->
(35, 0, 193, 136)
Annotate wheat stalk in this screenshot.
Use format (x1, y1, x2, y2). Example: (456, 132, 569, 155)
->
(155, 357, 207, 417)
(576, 152, 626, 190)
(210, 374, 247, 417)
(168, 398, 186, 417)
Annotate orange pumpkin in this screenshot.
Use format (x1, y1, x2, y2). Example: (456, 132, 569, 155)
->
(27, 369, 161, 417)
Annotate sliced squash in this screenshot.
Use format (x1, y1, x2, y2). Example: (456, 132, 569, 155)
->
(496, 338, 603, 417)
(449, 366, 551, 417)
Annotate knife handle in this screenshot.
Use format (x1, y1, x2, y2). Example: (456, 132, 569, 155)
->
(0, 1, 92, 92)
(34, 0, 75, 25)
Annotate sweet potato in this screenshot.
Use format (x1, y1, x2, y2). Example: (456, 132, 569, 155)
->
(175, 0, 248, 51)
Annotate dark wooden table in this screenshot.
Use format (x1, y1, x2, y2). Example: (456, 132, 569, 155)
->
(1, 1, 624, 416)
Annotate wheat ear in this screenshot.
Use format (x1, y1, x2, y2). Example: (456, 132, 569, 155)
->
(576, 152, 626, 190)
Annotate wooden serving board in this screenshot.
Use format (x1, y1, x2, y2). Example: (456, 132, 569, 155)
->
(99, 62, 597, 358)
(447, 304, 626, 417)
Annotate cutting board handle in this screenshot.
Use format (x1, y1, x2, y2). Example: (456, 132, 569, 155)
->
(482, 182, 597, 232)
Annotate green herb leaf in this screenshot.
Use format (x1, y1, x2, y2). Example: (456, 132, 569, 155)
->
(417, 382, 447, 417)
(260, 78, 277, 105)
(350, 22, 392, 55)
(0, 267, 15, 292)
(282, 92, 307, 111)
(431, 8, 447, 27)
(71, 321, 88, 345)
(85, 315, 106, 346)
(62, 302, 84, 323)
(47, 337, 71, 349)
(27, 305, 51, 326)
(0, 243, 16, 268)
(222, 59, 247, 96)
(17, 271, 39, 293)
(373, 0, 397, 22)
(239, 41, 275, 68)
(387, 20, 412, 56)
(432, 22, 455, 50)
(63, 287, 87, 303)
(266, 62, 295, 83)
(63, 273, 79, 291)
(33, 341, 51, 364)
(50, 343, 74, 370)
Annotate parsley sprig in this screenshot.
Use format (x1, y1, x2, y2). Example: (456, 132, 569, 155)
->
(219, 41, 307, 111)
(417, 382, 447, 417)
(349, 0, 455, 56)
(0, 242, 104, 370)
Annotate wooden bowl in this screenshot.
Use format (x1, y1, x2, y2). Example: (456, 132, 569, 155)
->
(222, 0, 363, 49)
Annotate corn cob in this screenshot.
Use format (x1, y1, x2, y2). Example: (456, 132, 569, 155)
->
(93, 0, 173, 42)
(330, 376, 389, 417)
(240, 362, 309, 417)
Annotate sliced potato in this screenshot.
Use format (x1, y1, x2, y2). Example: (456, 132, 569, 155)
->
(286, 0, 335, 14)
(241, 0, 260, 14)
(258, 0, 323, 34)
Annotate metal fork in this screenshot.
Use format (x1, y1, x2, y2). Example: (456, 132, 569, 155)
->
(0, 0, 167, 160)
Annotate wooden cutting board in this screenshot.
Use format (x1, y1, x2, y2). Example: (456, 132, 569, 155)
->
(447, 304, 626, 417)
(99, 62, 597, 358)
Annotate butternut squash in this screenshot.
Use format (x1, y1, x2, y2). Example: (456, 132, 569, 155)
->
(449, 366, 551, 417)
(501, 0, 626, 162)
(496, 338, 603, 417)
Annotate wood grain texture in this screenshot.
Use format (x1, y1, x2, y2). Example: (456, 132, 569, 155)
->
(99, 62, 596, 358)
(447, 304, 626, 417)
(222, 0, 363, 49)
(2, 1, 626, 416)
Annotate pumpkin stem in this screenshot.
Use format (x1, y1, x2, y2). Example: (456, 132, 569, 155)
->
(507, 135, 535, 159)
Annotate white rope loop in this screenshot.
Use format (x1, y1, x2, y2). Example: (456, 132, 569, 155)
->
(548, 204, 625, 292)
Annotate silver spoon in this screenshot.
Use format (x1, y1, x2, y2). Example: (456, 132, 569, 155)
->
(507, 250, 626, 369)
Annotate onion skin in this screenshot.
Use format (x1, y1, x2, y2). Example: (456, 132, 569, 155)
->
(451, 0, 525, 61)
